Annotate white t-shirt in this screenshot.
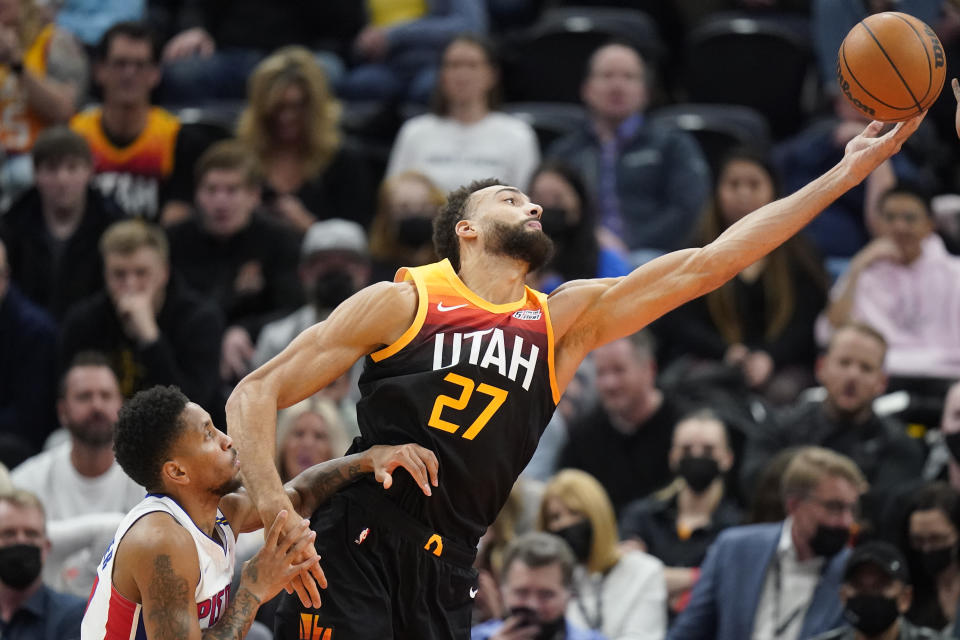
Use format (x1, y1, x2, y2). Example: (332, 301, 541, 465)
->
(386, 112, 541, 193)
(12, 442, 144, 519)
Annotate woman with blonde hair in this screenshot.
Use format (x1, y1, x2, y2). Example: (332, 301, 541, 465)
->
(275, 395, 350, 483)
(237, 45, 373, 233)
(368, 170, 445, 281)
(539, 469, 667, 639)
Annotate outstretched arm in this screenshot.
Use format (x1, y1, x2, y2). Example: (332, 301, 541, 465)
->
(221, 444, 439, 533)
(548, 114, 925, 382)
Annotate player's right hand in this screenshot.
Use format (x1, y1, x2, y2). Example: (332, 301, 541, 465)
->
(367, 443, 439, 496)
(245, 510, 320, 604)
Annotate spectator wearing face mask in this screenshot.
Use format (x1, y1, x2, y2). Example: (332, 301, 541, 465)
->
(539, 469, 667, 640)
(619, 410, 742, 618)
(897, 483, 960, 633)
(368, 171, 445, 283)
(668, 447, 867, 640)
(811, 541, 941, 640)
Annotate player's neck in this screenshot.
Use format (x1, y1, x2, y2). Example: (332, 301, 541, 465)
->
(164, 488, 221, 538)
(0, 579, 41, 622)
(70, 440, 116, 478)
(101, 100, 150, 143)
(457, 253, 528, 304)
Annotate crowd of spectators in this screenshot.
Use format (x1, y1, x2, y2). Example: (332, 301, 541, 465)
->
(5, 0, 960, 638)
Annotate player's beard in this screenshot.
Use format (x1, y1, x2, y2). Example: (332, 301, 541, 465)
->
(211, 473, 243, 497)
(488, 219, 554, 272)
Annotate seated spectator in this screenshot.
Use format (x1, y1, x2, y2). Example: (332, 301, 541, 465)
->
(741, 323, 925, 529)
(811, 541, 941, 640)
(527, 161, 633, 293)
(165, 140, 301, 384)
(540, 469, 666, 639)
(70, 22, 215, 223)
(59, 219, 223, 413)
(158, 1, 362, 104)
(275, 397, 349, 483)
(339, 0, 488, 103)
(0, 489, 85, 639)
(620, 410, 742, 617)
(558, 331, 685, 515)
(0, 0, 87, 206)
(0, 237, 57, 459)
(0, 127, 122, 321)
(237, 46, 374, 232)
(653, 148, 829, 404)
(254, 218, 371, 368)
(548, 42, 710, 257)
(385, 35, 539, 193)
(368, 171, 445, 282)
(668, 447, 866, 640)
(471, 532, 606, 640)
(11, 352, 143, 596)
(898, 482, 960, 632)
(817, 183, 960, 379)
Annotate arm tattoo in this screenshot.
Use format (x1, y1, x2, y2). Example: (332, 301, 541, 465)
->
(295, 458, 366, 515)
(202, 587, 262, 640)
(147, 555, 192, 640)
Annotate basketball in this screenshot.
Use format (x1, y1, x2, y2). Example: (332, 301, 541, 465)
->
(837, 11, 946, 122)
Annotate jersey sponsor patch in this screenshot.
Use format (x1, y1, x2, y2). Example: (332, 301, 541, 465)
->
(512, 309, 542, 321)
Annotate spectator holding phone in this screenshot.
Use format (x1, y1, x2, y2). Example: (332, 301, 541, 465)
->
(471, 532, 607, 640)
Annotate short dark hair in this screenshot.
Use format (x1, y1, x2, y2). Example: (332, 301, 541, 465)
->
(500, 532, 576, 587)
(32, 127, 93, 170)
(114, 385, 189, 491)
(877, 181, 933, 218)
(194, 139, 263, 188)
(58, 351, 115, 399)
(433, 178, 502, 272)
(97, 21, 159, 63)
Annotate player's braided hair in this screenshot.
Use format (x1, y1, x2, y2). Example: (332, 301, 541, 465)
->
(432, 177, 502, 272)
(114, 385, 189, 491)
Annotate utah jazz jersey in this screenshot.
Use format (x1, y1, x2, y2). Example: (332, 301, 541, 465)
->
(82, 494, 236, 638)
(0, 24, 54, 154)
(354, 259, 559, 546)
(70, 106, 180, 220)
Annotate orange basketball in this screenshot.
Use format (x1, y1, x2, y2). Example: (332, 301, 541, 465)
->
(837, 11, 946, 122)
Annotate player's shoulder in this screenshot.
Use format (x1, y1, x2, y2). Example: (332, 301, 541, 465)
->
(122, 510, 195, 555)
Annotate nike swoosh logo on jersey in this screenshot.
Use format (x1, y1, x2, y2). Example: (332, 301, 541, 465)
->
(437, 302, 469, 312)
(469, 586, 479, 598)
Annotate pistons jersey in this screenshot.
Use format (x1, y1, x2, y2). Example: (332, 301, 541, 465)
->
(82, 494, 236, 639)
(353, 259, 560, 546)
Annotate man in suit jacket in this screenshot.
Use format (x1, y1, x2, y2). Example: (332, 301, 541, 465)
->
(669, 447, 867, 640)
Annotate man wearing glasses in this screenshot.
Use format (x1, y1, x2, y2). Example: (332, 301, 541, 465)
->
(669, 447, 867, 640)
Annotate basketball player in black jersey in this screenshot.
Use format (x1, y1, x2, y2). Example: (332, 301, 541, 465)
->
(226, 111, 925, 640)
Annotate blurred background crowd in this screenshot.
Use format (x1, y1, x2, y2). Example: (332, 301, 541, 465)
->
(5, 0, 960, 638)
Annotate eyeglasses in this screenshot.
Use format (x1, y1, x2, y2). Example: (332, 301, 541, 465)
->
(804, 495, 859, 517)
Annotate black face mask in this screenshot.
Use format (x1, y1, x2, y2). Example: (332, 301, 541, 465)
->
(677, 456, 721, 493)
(945, 432, 960, 464)
(919, 545, 956, 578)
(539, 207, 574, 240)
(509, 607, 566, 640)
(809, 524, 850, 557)
(553, 520, 592, 564)
(310, 268, 356, 310)
(844, 594, 900, 637)
(0, 543, 42, 589)
(396, 217, 434, 248)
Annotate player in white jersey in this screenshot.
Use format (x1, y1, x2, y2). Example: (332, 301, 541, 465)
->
(82, 384, 439, 640)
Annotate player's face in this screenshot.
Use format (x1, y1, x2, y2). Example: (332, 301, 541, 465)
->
(591, 339, 656, 418)
(195, 169, 260, 238)
(500, 561, 570, 626)
(469, 185, 553, 270)
(269, 82, 308, 144)
(876, 193, 933, 264)
(281, 411, 334, 480)
(104, 246, 169, 309)
(582, 45, 647, 123)
(97, 35, 159, 104)
(440, 39, 496, 108)
(716, 159, 776, 225)
(34, 157, 93, 212)
(59, 365, 122, 447)
(175, 403, 241, 497)
(817, 328, 886, 417)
